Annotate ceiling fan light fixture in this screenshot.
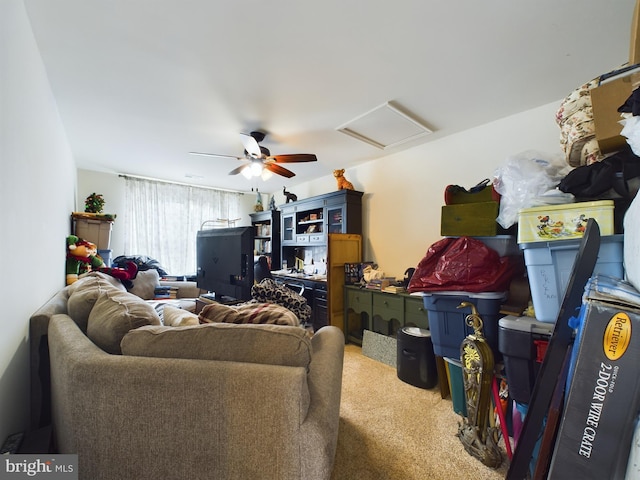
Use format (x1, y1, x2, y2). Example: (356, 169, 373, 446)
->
(261, 169, 273, 181)
(250, 161, 264, 176)
(241, 165, 253, 179)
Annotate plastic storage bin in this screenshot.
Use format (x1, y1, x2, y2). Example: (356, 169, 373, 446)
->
(521, 234, 624, 322)
(397, 327, 438, 389)
(97, 249, 112, 267)
(517, 200, 614, 244)
(74, 218, 113, 250)
(498, 315, 554, 404)
(422, 291, 507, 359)
(444, 357, 467, 416)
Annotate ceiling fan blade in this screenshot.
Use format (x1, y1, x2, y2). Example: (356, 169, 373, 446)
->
(240, 133, 262, 158)
(265, 163, 296, 178)
(189, 152, 243, 160)
(228, 165, 248, 175)
(267, 153, 318, 163)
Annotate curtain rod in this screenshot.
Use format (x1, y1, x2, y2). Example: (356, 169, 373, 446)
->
(117, 173, 246, 194)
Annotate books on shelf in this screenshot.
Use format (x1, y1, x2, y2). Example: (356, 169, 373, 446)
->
(383, 285, 407, 294)
(364, 277, 396, 290)
(154, 286, 178, 299)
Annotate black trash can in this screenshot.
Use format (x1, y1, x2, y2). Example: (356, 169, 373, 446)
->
(397, 327, 438, 389)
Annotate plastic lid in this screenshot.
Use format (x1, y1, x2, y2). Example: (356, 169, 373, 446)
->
(498, 315, 554, 334)
(420, 291, 508, 300)
(402, 327, 430, 337)
(518, 200, 614, 214)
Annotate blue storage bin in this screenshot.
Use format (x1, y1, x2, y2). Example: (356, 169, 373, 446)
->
(98, 249, 112, 267)
(520, 234, 624, 322)
(422, 291, 507, 360)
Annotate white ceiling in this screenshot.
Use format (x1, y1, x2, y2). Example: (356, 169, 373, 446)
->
(24, 0, 637, 192)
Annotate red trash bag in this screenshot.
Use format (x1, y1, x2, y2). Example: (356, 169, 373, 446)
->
(407, 236, 516, 293)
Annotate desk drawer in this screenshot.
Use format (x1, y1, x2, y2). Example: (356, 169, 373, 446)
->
(346, 288, 372, 315)
(372, 293, 404, 320)
(404, 296, 429, 330)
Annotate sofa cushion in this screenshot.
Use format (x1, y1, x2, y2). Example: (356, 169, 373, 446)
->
(67, 273, 126, 332)
(199, 302, 300, 326)
(121, 322, 312, 368)
(87, 289, 161, 354)
(128, 269, 160, 300)
(162, 304, 200, 326)
(68, 271, 126, 295)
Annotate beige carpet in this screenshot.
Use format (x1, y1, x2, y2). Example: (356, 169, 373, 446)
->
(331, 344, 509, 480)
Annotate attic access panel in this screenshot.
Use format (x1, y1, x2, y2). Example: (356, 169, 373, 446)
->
(337, 102, 433, 149)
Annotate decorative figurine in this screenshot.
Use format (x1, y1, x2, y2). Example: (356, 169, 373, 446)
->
(254, 189, 264, 212)
(333, 169, 354, 190)
(283, 187, 297, 203)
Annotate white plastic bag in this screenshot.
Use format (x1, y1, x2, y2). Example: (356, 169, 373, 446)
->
(620, 115, 640, 157)
(493, 150, 574, 229)
(624, 191, 640, 292)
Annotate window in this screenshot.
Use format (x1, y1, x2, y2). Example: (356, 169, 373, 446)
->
(122, 176, 242, 275)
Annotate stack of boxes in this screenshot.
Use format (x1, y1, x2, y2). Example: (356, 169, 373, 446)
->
(72, 213, 115, 266)
(431, 191, 630, 464)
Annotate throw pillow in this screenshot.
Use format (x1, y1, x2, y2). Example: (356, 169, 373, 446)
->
(87, 288, 161, 354)
(251, 278, 312, 324)
(128, 269, 161, 300)
(121, 322, 312, 368)
(162, 304, 199, 326)
(199, 302, 300, 326)
(67, 274, 124, 332)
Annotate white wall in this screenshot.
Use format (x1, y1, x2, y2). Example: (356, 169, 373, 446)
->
(80, 102, 564, 282)
(287, 101, 563, 279)
(0, 0, 76, 441)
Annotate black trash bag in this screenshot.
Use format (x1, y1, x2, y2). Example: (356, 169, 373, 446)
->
(112, 255, 168, 277)
(558, 145, 640, 200)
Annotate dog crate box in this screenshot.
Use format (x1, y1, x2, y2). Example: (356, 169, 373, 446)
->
(498, 315, 554, 404)
(73, 218, 114, 250)
(548, 275, 640, 480)
(517, 200, 614, 244)
(422, 291, 507, 360)
(520, 234, 624, 322)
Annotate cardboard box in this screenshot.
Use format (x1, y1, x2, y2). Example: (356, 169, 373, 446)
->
(591, 71, 640, 154)
(548, 275, 640, 479)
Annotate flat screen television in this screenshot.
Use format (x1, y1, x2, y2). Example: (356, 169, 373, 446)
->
(196, 226, 254, 302)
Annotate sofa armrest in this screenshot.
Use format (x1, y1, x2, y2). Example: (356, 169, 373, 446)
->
(29, 289, 70, 430)
(301, 326, 345, 479)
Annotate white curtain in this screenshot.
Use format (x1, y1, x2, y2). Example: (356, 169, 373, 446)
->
(123, 177, 242, 276)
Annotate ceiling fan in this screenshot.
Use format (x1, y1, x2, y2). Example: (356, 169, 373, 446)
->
(189, 131, 317, 179)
